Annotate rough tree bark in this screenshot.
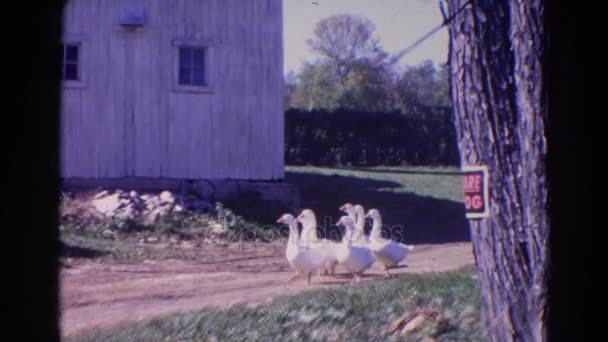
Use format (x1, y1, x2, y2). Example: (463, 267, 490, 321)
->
(446, 0, 548, 340)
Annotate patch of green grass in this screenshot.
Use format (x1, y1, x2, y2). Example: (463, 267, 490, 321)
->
(60, 231, 205, 262)
(287, 165, 464, 202)
(285, 165, 468, 244)
(69, 267, 484, 342)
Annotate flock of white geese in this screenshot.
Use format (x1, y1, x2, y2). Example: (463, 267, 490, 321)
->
(277, 203, 415, 285)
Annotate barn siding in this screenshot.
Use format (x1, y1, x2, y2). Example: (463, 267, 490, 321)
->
(60, 0, 284, 180)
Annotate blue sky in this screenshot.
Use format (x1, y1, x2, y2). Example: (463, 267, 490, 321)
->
(283, 0, 449, 75)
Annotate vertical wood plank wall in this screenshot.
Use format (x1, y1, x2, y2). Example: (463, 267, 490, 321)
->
(60, 0, 285, 180)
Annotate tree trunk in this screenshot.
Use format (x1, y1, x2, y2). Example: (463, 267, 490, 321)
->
(446, 0, 548, 340)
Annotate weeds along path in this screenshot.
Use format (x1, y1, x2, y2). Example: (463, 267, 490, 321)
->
(61, 241, 474, 338)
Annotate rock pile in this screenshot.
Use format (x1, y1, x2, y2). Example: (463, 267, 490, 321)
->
(65, 189, 215, 225)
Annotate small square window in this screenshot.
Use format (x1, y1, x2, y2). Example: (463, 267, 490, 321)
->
(177, 46, 207, 87)
(61, 43, 80, 81)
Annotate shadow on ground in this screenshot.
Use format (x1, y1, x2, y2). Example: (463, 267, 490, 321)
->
(61, 241, 109, 259)
(285, 170, 470, 244)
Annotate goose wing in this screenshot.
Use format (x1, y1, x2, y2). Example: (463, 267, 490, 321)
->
(372, 240, 410, 264)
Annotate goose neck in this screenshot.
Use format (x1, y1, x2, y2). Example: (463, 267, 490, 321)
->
(301, 218, 319, 242)
(288, 223, 300, 245)
(355, 214, 365, 233)
(370, 217, 383, 240)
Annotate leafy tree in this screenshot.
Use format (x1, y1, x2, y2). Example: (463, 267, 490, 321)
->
(392, 60, 451, 113)
(283, 71, 298, 110)
(287, 14, 392, 112)
(306, 14, 388, 82)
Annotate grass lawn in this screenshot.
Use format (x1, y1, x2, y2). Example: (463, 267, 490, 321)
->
(285, 165, 468, 244)
(68, 266, 484, 342)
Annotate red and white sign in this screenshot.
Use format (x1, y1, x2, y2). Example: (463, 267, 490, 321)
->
(462, 165, 489, 219)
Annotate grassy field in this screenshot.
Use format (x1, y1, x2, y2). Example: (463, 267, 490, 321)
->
(285, 165, 468, 244)
(68, 266, 484, 342)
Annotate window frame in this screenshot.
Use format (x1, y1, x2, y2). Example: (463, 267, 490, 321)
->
(61, 35, 86, 88)
(172, 38, 214, 94)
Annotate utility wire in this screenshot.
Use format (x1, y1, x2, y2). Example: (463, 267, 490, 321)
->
(389, 0, 473, 65)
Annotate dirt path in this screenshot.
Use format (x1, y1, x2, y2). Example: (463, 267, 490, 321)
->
(61, 241, 474, 338)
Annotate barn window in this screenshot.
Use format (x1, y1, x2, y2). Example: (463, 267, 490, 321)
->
(172, 39, 213, 93)
(178, 47, 207, 86)
(61, 43, 80, 81)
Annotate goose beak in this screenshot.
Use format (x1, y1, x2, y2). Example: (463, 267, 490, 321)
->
(276, 217, 284, 224)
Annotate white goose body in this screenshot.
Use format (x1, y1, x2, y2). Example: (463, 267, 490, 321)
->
(297, 209, 339, 275)
(369, 239, 410, 267)
(278, 214, 325, 284)
(285, 240, 325, 274)
(335, 216, 375, 283)
(366, 209, 414, 276)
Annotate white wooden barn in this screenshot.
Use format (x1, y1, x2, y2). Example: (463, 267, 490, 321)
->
(60, 0, 284, 186)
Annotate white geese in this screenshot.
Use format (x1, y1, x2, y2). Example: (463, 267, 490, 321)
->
(277, 213, 325, 285)
(339, 203, 369, 246)
(296, 209, 340, 276)
(335, 216, 375, 284)
(365, 209, 415, 277)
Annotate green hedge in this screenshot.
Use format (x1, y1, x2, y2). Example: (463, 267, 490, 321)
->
(285, 106, 460, 166)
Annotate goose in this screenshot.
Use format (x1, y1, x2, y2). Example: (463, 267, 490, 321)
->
(296, 209, 340, 276)
(339, 203, 369, 246)
(339, 203, 357, 242)
(277, 213, 325, 285)
(335, 216, 375, 284)
(365, 209, 415, 278)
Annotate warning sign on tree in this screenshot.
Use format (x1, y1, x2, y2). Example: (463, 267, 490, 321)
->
(462, 165, 490, 219)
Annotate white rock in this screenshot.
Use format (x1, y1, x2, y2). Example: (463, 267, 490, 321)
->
(114, 206, 137, 220)
(93, 190, 109, 199)
(101, 229, 114, 239)
(144, 196, 161, 211)
(209, 222, 227, 235)
(91, 193, 122, 216)
(159, 191, 175, 204)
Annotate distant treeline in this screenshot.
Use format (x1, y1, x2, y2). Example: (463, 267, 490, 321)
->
(284, 107, 460, 167)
